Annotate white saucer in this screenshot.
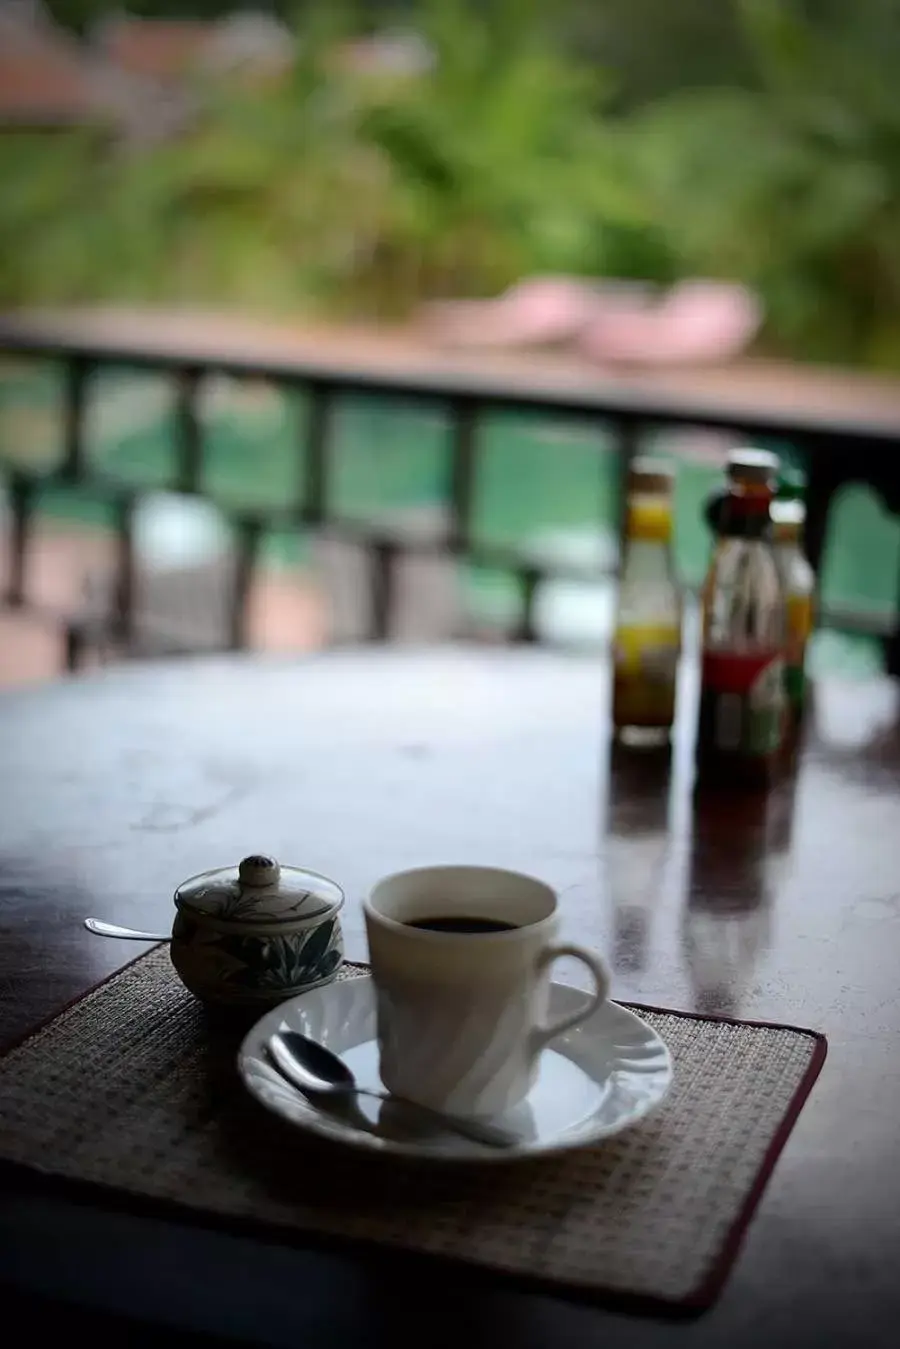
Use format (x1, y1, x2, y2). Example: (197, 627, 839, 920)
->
(239, 976, 673, 1162)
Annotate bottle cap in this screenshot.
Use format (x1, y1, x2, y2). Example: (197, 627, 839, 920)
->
(770, 498, 805, 541)
(725, 448, 780, 486)
(627, 457, 674, 497)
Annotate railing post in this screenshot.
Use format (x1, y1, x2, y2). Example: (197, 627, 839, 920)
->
(175, 367, 203, 495)
(231, 516, 261, 650)
(303, 382, 331, 526)
(112, 495, 136, 649)
(368, 538, 396, 641)
(514, 565, 541, 644)
(4, 472, 32, 606)
(64, 621, 84, 672)
(62, 357, 88, 484)
(447, 398, 478, 555)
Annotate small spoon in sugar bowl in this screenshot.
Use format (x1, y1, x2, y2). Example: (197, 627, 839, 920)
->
(85, 918, 170, 941)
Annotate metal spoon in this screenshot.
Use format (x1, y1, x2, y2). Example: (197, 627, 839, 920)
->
(267, 1029, 518, 1150)
(85, 918, 170, 941)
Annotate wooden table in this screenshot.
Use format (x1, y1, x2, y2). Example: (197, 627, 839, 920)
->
(2, 649, 900, 1347)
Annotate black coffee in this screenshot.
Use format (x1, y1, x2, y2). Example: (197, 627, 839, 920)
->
(406, 915, 517, 935)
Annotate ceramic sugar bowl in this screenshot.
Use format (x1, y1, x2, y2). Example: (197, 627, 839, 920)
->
(170, 854, 344, 1007)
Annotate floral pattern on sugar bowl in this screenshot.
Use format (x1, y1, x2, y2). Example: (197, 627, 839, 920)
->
(170, 854, 344, 1007)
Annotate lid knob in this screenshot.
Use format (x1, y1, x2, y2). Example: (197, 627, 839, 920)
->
(238, 855, 280, 887)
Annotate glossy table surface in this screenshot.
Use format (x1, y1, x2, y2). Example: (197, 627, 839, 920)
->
(2, 648, 900, 1348)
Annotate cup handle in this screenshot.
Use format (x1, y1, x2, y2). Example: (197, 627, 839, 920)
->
(530, 944, 610, 1053)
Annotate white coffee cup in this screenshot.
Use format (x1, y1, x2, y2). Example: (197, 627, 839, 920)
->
(364, 864, 610, 1117)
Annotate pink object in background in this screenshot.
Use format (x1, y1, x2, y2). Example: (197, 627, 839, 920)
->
(425, 277, 762, 367)
(422, 278, 603, 349)
(579, 281, 762, 366)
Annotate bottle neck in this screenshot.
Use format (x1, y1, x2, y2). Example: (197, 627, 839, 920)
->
(719, 486, 773, 540)
(619, 538, 679, 615)
(771, 499, 806, 549)
(625, 495, 672, 544)
(772, 525, 802, 549)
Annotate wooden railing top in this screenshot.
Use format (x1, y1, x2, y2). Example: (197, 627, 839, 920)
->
(1, 306, 899, 448)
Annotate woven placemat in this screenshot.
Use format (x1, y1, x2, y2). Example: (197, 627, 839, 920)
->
(0, 946, 825, 1317)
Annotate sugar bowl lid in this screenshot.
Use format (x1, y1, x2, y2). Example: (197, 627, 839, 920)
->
(174, 854, 343, 929)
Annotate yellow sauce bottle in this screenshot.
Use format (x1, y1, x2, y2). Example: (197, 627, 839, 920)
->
(612, 459, 682, 746)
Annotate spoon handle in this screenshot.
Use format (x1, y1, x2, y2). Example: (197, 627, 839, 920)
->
(84, 918, 170, 942)
(359, 1087, 517, 1149)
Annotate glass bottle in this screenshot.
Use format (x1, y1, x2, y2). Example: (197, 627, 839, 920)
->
(771, 469, 815, 726)
(612, 459, 682, 746)
(697, 450, 786, 784)
(704, 445, 777, 533)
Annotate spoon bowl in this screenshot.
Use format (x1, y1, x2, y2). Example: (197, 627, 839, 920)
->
(267, 1029, 517, 1149)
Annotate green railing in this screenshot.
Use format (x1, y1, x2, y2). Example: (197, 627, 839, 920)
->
(1, 323, 899, 671)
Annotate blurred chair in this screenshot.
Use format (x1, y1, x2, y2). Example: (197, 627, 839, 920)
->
(76, 494, 463, 661)
(77, 493, 238, 659)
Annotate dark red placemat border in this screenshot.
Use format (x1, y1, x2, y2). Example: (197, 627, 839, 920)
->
(0, 950, 828, 1318)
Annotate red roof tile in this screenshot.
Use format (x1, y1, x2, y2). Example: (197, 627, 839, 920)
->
(98, 19, 216, 83)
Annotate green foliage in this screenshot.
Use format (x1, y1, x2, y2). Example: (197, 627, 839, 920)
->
(560, 0, 755, 108)
(1, 0, 655, 317)
(345, 0, 658, 310)
(627, 0, 900, 366)
(0, 5, 376, 313)
(3, 0, 899, 368)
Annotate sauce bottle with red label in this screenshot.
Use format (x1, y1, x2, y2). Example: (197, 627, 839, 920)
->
(697, 449, 786, 785)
